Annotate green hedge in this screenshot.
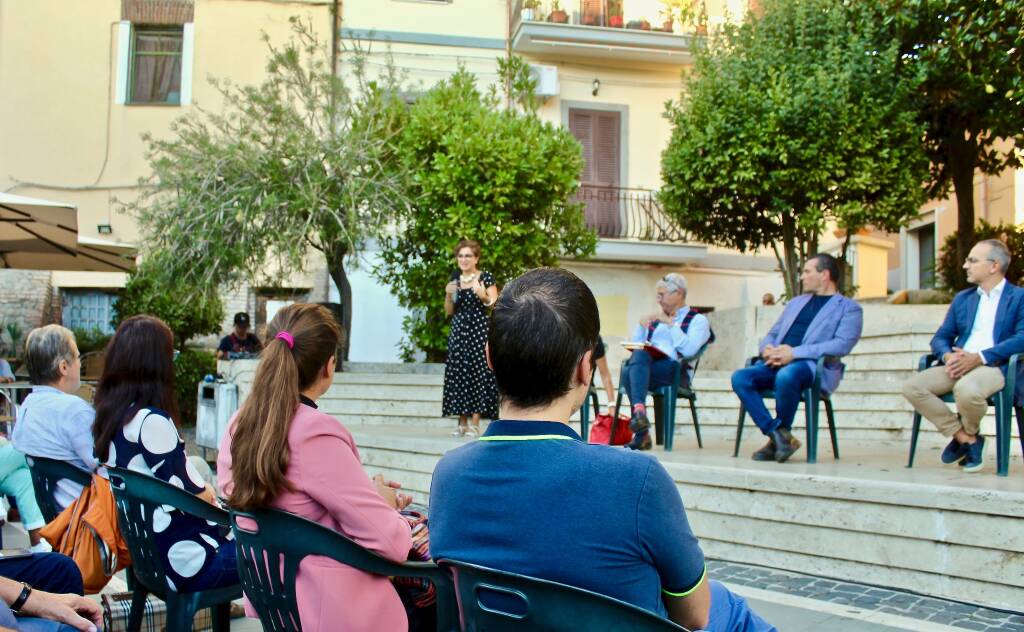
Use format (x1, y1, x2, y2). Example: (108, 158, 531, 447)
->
(174, 348, 217, 427)
(937, 220, 1024, 291)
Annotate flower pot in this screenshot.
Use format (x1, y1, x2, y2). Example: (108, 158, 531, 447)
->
(581, 13, 600, 26)
(640, 20, 651, 30)
(548, 9, 569, 23)
(609, 15, 624, 27)
(626, 19, 643, 29)
(661, 19, 674, 32)
(521, 7, 537, 20)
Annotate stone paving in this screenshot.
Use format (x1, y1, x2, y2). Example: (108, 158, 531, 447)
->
(709, 559, 1024, 631)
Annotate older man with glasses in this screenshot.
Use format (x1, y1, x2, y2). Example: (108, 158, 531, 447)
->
(621, 273, 712, 450)
(902, 239, 1024, 473)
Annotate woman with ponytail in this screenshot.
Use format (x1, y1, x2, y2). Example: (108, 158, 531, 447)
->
(218, 304, 417, 632)
(93, 315, 239, 593)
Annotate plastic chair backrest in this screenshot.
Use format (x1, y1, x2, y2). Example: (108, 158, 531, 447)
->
(107, 467, 230, 596)
(25, 455, 93, 523)
(229, 507, 457, 632)
(440, 560, 689, 632)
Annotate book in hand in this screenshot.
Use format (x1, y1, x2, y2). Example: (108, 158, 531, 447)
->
(620, 341, 669, 360)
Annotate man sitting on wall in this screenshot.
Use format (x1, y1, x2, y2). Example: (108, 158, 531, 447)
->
(902, 239, 1024, 473)
(730, 253, 863, 463)
(622, 273, 712, 450)
(428, 267, 775, 632)
(216, 312, 262, 359)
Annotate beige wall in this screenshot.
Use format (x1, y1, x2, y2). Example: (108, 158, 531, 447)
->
(0, 0, 330, 249)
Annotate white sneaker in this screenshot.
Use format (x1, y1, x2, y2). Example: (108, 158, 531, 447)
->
(30, 540, 53, 553)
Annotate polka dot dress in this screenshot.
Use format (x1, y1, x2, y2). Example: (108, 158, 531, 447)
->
(103, 408, 233, 592)
(443, 271, 499, 419)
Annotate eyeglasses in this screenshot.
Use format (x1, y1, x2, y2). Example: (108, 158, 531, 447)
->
(964, 257, 995, 264)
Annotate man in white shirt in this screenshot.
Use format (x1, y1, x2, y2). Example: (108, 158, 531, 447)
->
(622, 273, 712, 450)
(902, 239, 1024, 473)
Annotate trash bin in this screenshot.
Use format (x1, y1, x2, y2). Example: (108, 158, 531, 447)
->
(195, 381, 238, 453)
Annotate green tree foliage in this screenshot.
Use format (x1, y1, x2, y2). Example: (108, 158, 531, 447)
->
(878, 0, 1024, 287)
(377, 58, 596, 361)
(661, 0, 930, 296)
(937, 220, 1024, 291)
(123, 18, 410, 358)
(173, 349, 217, 426)
(112, 267, 224, 352)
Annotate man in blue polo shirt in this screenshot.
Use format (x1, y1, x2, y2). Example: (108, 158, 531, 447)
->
(429, 267, 774, 632)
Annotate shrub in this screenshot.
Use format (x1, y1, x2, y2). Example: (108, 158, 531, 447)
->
(71, 328, 112, 355)
(112, 267, 224, 352)
(936, 219, 1024, 292)
(174, 348, 217, 427)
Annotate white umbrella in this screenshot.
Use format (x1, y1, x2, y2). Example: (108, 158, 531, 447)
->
(0, 193, 136, 272)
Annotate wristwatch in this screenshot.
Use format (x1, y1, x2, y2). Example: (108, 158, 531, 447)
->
(11, 582, 32, 612)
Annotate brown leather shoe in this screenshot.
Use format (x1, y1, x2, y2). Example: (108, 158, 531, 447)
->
(751, 437, 776, 461)
(772, 428, 802, 463)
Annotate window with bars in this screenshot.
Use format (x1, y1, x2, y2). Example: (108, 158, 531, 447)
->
(61, 291, 118, 335)
(129, 26, 183, 104)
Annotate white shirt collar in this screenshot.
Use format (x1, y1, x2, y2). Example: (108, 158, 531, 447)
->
(977, 278, 1007, 299)
(673, 306, 692, 323)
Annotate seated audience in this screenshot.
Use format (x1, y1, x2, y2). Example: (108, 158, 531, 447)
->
(0, 554, 101, 632)
(216, 312, 262, 359)
(731, 254, 862, 463)
(0, 440, 49, 551)
(622, 273, 712, 450)
(429, 268, 774, 632)
(93, 316, 238, 593)
(592, 335, 616, 414)
(219, 304, 418, 632)
(12, 325, 97, 509)
(902, 239, 1024, 472)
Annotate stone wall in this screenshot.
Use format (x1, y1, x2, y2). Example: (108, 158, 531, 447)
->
(0, 269, 53, 355)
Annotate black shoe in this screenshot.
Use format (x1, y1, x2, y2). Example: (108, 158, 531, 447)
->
(771, 428, 802, 463)
(751, 438, 776, 461)
(962, 436, 985, 473)
(630, 410, 650, 433)
(627, 430, 652, 451)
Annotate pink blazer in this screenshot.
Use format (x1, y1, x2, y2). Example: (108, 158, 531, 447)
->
(218, 404, 413, 632)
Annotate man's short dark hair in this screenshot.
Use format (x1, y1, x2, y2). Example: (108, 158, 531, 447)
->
(488, 268, 600, 410)
(810, 253, 841, 288)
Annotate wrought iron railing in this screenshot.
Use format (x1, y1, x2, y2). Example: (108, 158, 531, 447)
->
(512, 0, 687, 35)
(572, 185, 690, 243)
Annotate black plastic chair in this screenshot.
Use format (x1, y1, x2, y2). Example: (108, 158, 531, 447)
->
(228, 506, 458, 632)
(439, 559, 690, 631)
(907, 352, 1023, 477)
(733, 355, 839, 463)
(24, 454, 93, 523)
(108, 467, 240, 632)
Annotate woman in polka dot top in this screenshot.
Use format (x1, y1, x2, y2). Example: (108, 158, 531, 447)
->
(93, 315, 239, 594)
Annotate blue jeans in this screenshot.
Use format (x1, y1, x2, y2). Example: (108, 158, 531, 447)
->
(0, 553, 84, 594)
(731, 361, 814, 435)
(707, 580, 777, 632)
(623, 351, 682, 409)
(188, 542, 239, 591)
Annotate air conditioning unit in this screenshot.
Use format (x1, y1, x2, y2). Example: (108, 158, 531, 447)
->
(530, 64, 560, 97)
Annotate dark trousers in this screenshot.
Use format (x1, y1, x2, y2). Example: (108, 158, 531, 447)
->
(0, 552, 84, 595)
(731, 360, 814, 435)
(623, 351, 683, 409)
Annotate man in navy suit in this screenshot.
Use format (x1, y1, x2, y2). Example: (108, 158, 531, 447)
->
(902, 239, 1024, 473)
(731, 254, 863, 463)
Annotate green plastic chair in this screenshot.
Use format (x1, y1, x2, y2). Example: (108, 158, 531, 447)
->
(439, 559, 690, 632)
(24, 454, 92, 523)
(733, 355, 839, 463)
(907, 352, 1023, 477)
(108, 467, 240, 632)
(596, 343, 710, 451)
(228, 506, 458, 632)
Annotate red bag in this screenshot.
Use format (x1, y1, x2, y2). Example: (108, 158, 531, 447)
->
(588, 412, 633, 445)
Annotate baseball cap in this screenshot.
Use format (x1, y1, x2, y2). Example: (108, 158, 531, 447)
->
(233, 312, 251, 327)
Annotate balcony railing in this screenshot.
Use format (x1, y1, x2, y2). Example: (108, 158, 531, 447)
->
(572, 185, 690, 242)
(513, 0, 693, 35)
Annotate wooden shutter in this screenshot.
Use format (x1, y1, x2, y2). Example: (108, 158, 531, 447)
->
(568, 108, 621, 237)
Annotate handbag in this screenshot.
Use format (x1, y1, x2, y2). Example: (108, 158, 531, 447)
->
(100, 591, 212, 632)
(588, 411, 633, 446)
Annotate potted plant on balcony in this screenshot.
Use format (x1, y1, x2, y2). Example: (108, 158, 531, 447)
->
(608, 0, 624, 27)
(548, 0, 569, 23)
(626, 17, 651, 30)
(658, 0, 698, 33)
(522, 0, 540, 21)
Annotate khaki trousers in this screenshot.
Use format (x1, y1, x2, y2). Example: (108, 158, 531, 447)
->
(901, 365, 1005, 436)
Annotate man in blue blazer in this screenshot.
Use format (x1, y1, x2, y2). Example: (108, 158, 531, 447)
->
(902, 239, 1024, 473)
(731, 254, 863, 463)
